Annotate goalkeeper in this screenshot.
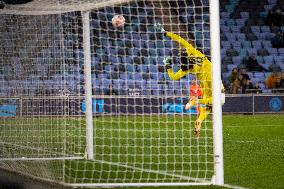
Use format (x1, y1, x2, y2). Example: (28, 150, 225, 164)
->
(155, 23, 225, 138)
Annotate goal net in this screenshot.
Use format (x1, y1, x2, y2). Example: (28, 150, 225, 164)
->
(0, 0, 223, 187)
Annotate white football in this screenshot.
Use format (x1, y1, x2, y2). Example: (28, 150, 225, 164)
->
(112, 14, 125, 27)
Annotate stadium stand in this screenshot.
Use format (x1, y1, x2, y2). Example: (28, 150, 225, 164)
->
(0, 0, 283, 96)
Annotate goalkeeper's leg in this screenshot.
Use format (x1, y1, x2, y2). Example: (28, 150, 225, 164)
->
(194, 106, 210, 138)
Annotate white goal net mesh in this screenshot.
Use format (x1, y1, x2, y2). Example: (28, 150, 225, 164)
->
(0, 0, 214, 186)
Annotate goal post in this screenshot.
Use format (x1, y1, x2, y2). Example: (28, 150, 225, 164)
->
(210, 0, 224, 185)
(0, 0, 224, 187)
(82, 10, 94, 160)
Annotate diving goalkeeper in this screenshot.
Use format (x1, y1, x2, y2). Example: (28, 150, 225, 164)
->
(155, 23, 225, 138)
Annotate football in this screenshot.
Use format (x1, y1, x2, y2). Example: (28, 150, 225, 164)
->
(112, 14, 125, 27)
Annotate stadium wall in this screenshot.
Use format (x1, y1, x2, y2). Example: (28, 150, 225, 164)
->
(0, 94, 284, 116)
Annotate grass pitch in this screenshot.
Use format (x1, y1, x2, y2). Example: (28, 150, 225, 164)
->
(0, 114, 283, 189)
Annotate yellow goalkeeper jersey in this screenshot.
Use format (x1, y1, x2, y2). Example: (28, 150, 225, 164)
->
(165, 32, 212, 105)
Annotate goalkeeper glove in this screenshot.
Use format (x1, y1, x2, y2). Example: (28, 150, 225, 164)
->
(154, 23, 165, 33)
(163, 56, 172, 70)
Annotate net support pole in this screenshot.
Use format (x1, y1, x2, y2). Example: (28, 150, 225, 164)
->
(82, 11, 94, 160)
(209, 0, 224, 185)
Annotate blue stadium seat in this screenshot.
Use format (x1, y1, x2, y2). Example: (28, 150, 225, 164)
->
(236, 33, 246, 41)
(237, 48, 248, 57)
(92, 78, 101, 87)
(132, 73, 143, 80)
(274, 56, 284, 64)
(147, 79, 158, 86)
(95, 74, 105, 80)
(156, 41, 164, 49)
(220, 12, 231, 19)
(173, 82, 182, 90)
(256, 56, 264, 64)
(140, 33, 147, 40)
(252, 41, 262, 48)
(251, 76, 263, 84)
(235, 19, 246, 26)
(225, 33, 236, 41)
(232, 41, 242, 49)
(180, 80, 190, 89)
(126, 64, 135, 72)
(135, 64, 142, 72)
(149, 64, 158, 72)
(110, 55, 121, 64)
(262, 40, 272, 48)
(232, 56, 243, 65)
(221, 26, 231, 33)
(174, 90, 182, 96)
(279, 63, 284, 71)
(142, 64, 149, 72)
(164, 40, 173, 48)
(263, 56, 274, 64)
(227, 64, 237, 72)
(264, 32, 275, 40)
(148, 49, 156, 56)
(150, 73, 158, 80)
(267, 48, 278, 55)
(135, 79, 146, 87)
(149, 83, 159, 90)
(119, 73, 128, 80)
(253, 72, 265, 77)
(278, 48, 284, 55)
(247, 48, 258, 55)
(113, 79, 124, 88)
(104, 65, 114, 72)
(151, 88, 163, 96)
(221, 48, 228, 57)
(225, 19, 236, 26)
(260, 26, 271, 33)
(133, 40, 142, 48)
(221, 41, 231, 48)
(164, 89, 174, 96)
(220, 19, 226, 26)
(231, 25, 241, 33)
(241, 41, 252, 48)
(240, 12, 250, 19)
(251, 26, 260, 33)
(128, 48, 140, 56)
(254, 32, 266, 40)
(157, 49, 165, 56)
(149, 57, 158, 65)
(156, 57, 164, 65)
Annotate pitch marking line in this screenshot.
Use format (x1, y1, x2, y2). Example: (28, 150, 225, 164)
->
(94, 159, 211, 183)
(223, 183, 249, 189)
(228, 139, 284, 143)
(226, 125, 283, 128)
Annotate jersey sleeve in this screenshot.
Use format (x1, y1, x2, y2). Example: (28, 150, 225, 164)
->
(165, 32, 205, 58)
(167, 69, 188, 80)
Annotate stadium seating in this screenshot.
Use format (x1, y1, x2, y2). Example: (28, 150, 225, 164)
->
(1, 0, 283, 97)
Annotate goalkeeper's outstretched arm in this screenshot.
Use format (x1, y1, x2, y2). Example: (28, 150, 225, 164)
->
(154, 23, 205, 58)
(165, 32, 205, 58)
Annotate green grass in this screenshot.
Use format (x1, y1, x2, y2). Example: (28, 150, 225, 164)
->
(0, 114, 284, 189)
